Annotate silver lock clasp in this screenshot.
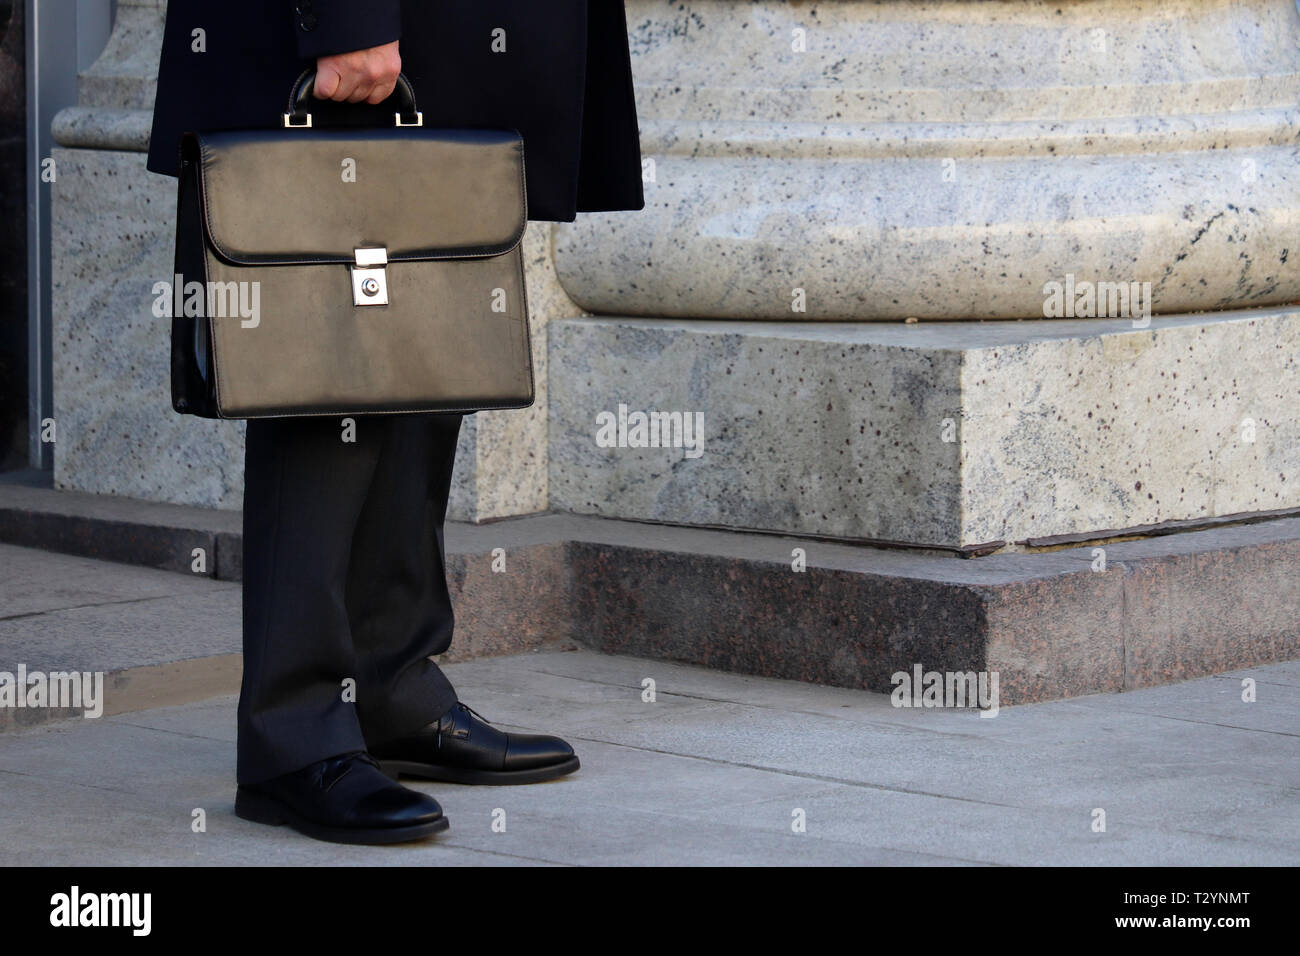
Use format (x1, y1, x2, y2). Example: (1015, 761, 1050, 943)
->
(351, 247, 389, 306)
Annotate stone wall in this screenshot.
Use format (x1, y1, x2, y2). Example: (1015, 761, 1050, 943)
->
(48, 0, 1300, 549)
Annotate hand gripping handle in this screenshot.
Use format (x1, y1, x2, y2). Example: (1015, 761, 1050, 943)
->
(282, 69, 423, 128)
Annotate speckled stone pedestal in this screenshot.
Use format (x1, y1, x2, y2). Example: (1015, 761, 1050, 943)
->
(544, 0, 1300, 548)
(50, 146, 248, 509)
(548, 308, 1300, 549)
(567, 0, 1300, 320)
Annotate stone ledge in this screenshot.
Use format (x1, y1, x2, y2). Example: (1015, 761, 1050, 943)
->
(547, 309, 1300, 548)
(1, 485, 1296, 708)
(0, 482, 243, 579)
(51, 107, 152, 152)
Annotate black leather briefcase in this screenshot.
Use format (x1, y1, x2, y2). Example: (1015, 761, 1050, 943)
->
(170, 71, 534, 419)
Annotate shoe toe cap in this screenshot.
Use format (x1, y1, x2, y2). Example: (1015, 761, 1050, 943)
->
(352, 786, 445, 828)
(503, 732, 576, 771)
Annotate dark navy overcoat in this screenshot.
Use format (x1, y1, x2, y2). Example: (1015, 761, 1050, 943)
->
(147, 0, 645, 221)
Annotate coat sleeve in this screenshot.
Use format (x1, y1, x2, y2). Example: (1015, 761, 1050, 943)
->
(292, 0, 402, 59)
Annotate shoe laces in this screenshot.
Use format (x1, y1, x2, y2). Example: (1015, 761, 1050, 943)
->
(455, 701, 491, 723)
(437, 702, 491, 747)
(311, 750, 379, 793)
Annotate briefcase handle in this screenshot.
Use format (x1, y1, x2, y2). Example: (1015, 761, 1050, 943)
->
(282, 68, 424, 129)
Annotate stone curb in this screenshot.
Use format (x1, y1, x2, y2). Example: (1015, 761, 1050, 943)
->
(1, 485, 1296, 709)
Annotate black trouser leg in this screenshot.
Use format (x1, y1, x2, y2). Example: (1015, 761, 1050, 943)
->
(238, 413, 462, 784)
(238, 415, 378, 784)
(347, 413, 463, 745)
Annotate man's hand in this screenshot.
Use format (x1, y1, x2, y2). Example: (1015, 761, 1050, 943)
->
(314, 41, 401, 104)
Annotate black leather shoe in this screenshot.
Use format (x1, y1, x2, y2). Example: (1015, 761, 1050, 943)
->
(371, 702, 580, 785)
(235, 750, 449, 844)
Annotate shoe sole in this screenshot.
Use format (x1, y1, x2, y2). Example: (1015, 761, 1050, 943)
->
(379, 754, 581, 786)
(234, 788, 449, 845)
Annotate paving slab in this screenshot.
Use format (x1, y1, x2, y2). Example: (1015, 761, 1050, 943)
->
(0, 541, 225, 619)
(0, 543, 242, 730)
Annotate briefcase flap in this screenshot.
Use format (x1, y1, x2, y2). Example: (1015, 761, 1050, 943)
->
(182, 127, 526, 265)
